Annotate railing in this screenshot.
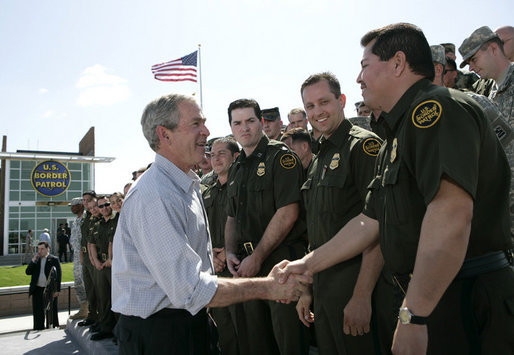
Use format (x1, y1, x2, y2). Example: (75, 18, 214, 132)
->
(0, 282, 77, 316)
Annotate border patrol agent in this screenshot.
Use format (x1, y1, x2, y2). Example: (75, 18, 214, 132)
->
(225, 98, 309, 355)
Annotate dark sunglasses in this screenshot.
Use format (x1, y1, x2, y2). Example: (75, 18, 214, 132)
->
(98, 202, 111, 209)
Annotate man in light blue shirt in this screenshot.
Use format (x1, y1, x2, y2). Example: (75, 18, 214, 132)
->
(112, 93, 308, 354)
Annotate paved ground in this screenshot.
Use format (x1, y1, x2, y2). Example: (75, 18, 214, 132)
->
(0, 309, 117, 354)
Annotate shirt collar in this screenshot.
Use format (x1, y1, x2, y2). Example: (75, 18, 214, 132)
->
(320, 118, 352, 148)
(382, 78, 431, 135)
(239, 134, 269, 161)
(155, 153, 201, 194)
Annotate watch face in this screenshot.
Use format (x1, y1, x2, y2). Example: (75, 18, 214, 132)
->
(399, 308, 411, 324)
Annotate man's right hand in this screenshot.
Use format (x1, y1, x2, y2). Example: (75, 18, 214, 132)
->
(94, 260, 103, 270)
(277, 258, 310, 284)
(226, 252, 240, 277)
(267, 260, 312, 302)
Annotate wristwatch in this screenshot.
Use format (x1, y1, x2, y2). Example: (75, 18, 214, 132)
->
(398, 307, 428, 325)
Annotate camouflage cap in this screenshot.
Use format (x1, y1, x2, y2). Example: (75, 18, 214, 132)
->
(430, 45, 446, 65)
(69, 197, 83, 206)
(458, 26, 499, 68)
(440, 43, 456, 54)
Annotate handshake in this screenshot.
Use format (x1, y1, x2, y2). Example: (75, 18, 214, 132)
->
(267, 259, 315, 327)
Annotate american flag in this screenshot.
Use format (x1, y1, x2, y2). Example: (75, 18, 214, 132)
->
(151, 51, 198, 82)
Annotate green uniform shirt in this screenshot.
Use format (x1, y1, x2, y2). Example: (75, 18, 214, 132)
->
(227, 135, 306, 246)
(80, 211, 98, 254)
(203, 180, 228, 249)
(363, 79, 512, 274)
(91, 213, 118, 262)
(303, 119, 381, 249)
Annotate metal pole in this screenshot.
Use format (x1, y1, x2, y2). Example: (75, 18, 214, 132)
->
(198, 44, 203, 109)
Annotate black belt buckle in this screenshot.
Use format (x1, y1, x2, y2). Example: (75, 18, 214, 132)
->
(243, 242, 254, 256)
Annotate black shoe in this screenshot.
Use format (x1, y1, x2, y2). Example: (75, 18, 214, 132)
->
(90, 324, 100, 333)
(91, 332, 114, 341)
(78, 319, 95, 327)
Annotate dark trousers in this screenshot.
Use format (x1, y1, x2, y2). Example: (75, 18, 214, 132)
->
(115, 309, 220, 355)
(82, 253, 98, 321)
(32, 286, 59, 330)
(95, 266, 116, 333)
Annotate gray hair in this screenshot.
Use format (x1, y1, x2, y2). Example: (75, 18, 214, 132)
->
(141, 93, 196, 151)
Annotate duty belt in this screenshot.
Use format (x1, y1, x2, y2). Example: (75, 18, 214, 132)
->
(457, 250, 510, 278)
(81, 246, 87, 253)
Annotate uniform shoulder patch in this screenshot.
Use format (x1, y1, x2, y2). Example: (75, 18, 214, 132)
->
(280, 153, 297, 169)
(362, 138, 381, 157)
(411, 100, 442, 128)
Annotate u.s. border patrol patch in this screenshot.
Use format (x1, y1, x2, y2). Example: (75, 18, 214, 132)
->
(362, 138, 381, 157)
(280, 153, 297, 169)
(412, 100, 442, 128)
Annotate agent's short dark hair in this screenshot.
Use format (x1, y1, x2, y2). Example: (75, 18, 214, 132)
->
(280, 128, 311, 144)
(228, 99, 261, 124)
(301, 72, 341, 99)
(38, 241, 49, 248)
(212, 137, 240, 155)
(361, 23, 435, 81)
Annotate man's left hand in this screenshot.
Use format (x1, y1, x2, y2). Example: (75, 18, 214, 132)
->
(343, 294, 371, 336)
(391, 321, 428, 355)
(53, 292, 60, 298)
(237, 254, 262, 277)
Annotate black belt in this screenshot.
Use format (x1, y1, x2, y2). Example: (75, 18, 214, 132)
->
(457, 251, 510, 278)
(151, 308, 206, 319)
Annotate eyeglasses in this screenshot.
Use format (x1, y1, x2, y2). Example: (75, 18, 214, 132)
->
(98, 203, 111, 209)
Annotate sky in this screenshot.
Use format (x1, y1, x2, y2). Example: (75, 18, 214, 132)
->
(1, 0, 512, 193)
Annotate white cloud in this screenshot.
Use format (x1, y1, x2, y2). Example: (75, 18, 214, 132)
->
(76, 65, 130, 107)
(42, 110, 67, 120)
(39, 88, 48, 94)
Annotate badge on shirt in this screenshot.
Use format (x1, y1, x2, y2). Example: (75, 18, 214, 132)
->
(280, 154, 297, 169)
(257, 162, 266, 176)
(412, 100, 442, 128)
(329, 153, 340, 170)
(362, 138, 381, 157)
(390, 138, 398, 163)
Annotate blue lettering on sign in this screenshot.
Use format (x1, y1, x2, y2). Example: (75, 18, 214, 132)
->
(30, 160, 71, 197)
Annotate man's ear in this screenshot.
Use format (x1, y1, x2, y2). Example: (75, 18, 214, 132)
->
(392, 51, 407, 77)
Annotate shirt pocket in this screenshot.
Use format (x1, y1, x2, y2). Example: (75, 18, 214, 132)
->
(317, 170, 348, 214)
(248, 176, 274, 214)
(382, 163, 407, 225)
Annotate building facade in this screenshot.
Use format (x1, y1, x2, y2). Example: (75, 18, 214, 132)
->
(0, 128, 114, 256)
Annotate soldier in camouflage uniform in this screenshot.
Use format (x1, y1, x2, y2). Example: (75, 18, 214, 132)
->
(440, 42, 480, 91)
(460, 26, 514, 234)
(69, 197, 88, 320)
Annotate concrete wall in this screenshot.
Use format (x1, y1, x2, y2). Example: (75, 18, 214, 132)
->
(0, 282, 80, 317)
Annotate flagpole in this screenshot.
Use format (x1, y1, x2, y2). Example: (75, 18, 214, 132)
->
(198, 44, 203, 109)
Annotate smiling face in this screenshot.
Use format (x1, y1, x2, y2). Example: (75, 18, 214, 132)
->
(302, 79, 346, 138)
(109, 195, 123, 213)
(162, 100, 210, 172)
(356, 41, 393, 112)
(230, 107, 263, 155)
(210, 141, 236, 177)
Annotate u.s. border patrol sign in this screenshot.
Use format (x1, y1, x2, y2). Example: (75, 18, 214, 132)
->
(31, 160, 71, 197)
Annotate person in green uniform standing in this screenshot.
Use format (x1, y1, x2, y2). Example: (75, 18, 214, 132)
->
(89, 196, 118, 340)
(279, 23, 514, 354)
(296, 72, 386, 355)
(77, 191, 99, 328)
(203, 137, 247, 355)
(225, 99, 310, 355)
